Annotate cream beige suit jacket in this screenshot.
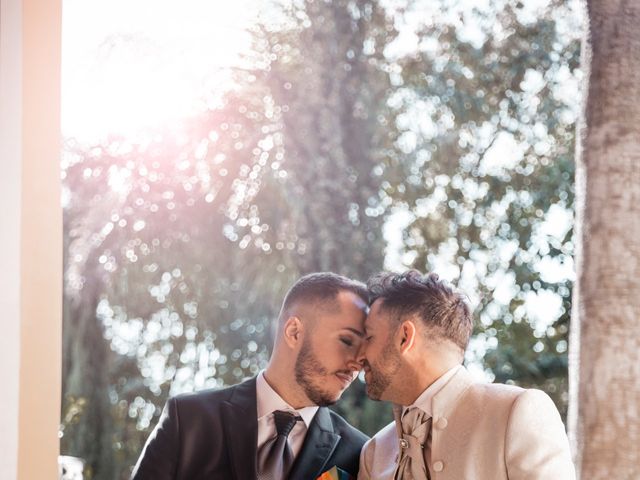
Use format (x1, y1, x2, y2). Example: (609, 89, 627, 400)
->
(358, 367, 575, 480)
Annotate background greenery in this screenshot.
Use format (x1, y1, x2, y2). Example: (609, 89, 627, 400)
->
(60, 0, 582, 478)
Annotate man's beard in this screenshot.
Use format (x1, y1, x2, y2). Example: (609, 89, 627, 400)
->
(294, 337, 338, 407)
(366, 339, 402, 401)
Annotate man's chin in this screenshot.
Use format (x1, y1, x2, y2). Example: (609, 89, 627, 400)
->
(325, 388, 345, 405)
(364, 383, 385, 401)
(304, 385, 341, 407)
(313, 393, 339, 407)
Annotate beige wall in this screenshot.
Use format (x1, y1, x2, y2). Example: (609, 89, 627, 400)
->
(0, 0, 62, 478)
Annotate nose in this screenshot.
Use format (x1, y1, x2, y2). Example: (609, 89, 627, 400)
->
(345, 341, 367, 373)
(355, 341, 367, 368)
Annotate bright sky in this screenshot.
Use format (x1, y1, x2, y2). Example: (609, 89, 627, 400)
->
(62, 0, 255, 143)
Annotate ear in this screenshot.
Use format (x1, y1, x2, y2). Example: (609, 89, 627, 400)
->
(397, 320, 417, 354)
(283, 316, 304, 348)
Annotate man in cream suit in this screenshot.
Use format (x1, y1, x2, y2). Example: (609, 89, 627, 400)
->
(358, 270, 575, 480)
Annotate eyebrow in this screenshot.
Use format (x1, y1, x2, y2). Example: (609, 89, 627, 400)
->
(340, 327, 365, 338)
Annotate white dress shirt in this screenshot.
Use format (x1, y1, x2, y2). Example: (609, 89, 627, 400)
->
(256, 371, 319, 459)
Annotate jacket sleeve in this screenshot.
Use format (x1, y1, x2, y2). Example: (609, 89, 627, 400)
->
(505, 389, 576, 480)
(357, 438, 374, 480)
(131, 397, 180, 480)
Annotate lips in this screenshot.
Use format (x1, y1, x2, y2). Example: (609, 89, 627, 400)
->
(335, 371, 354, 386)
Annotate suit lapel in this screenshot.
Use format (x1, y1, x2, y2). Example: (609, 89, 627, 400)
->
(289, 407, 341, 480)
(221, 378, 259, 480)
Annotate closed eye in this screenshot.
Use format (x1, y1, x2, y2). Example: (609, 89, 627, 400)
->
(340, 337, 354, 347)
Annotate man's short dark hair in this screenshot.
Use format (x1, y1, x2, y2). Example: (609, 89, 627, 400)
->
(280, 272, 367, 319)
(367, 270, 473, 352)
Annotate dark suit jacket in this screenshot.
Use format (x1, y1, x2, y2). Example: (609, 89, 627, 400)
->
(131, 377, 368, 480)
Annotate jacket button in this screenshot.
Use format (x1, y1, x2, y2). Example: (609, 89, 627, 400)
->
(435, 417, 448, 429)
(433, 461, 444, 472)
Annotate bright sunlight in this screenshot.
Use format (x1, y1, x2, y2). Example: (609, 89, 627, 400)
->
(62, 0, 254, 143)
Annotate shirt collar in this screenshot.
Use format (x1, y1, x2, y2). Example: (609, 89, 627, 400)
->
(256, 371, 319, 428)
(404, 364, 462, 418)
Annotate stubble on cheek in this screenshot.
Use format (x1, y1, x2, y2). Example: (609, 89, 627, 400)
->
(294, 341, 338, 406)
(366, 341, 401, 400)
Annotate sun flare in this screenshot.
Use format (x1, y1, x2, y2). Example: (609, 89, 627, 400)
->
(62, 0, 254, 143)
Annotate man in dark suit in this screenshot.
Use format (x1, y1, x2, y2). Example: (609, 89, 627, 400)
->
(132, 272, 370, 480)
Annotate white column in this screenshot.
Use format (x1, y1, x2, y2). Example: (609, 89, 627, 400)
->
(0, 1, 23, 477)
(0, 0, 62, 478)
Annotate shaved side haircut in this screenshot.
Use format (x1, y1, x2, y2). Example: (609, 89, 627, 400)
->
(279, 272, 367, 322)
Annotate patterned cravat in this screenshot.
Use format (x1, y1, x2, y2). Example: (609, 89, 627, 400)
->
(257, 410, 302, 480)
(394, 407, 432, 480)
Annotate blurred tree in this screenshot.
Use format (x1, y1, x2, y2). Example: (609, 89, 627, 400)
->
(569, 0, 640, 477)
(236, 0, 401, 431)
(61, 109, 285, 478)
(61, 1, 395, 476)
(379, 0, 580, 416)
(229, 0, 393, 278)
(61, 0, 582, 477)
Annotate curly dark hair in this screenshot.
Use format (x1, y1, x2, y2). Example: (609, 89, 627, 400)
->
(367, 270, 473, 352)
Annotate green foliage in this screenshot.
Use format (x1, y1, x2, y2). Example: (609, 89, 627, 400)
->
(61, 0, 581, 477)
(381, 0, 579, 415)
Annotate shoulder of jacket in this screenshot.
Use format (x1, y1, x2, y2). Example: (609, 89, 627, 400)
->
(467, 382, 557, 414)
(510, 387, 556, 411)
(470, 380, 525, 399)
(170, 382, 240, 406)
(365, 421, 396, 446)
(327, 409, 369, 443)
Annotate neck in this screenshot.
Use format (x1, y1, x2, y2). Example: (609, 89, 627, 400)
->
(264, 357, 312, 409)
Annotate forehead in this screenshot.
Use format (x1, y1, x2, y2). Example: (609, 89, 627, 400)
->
(314, 290, 367, 330)
(365, 299, 392, 332)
